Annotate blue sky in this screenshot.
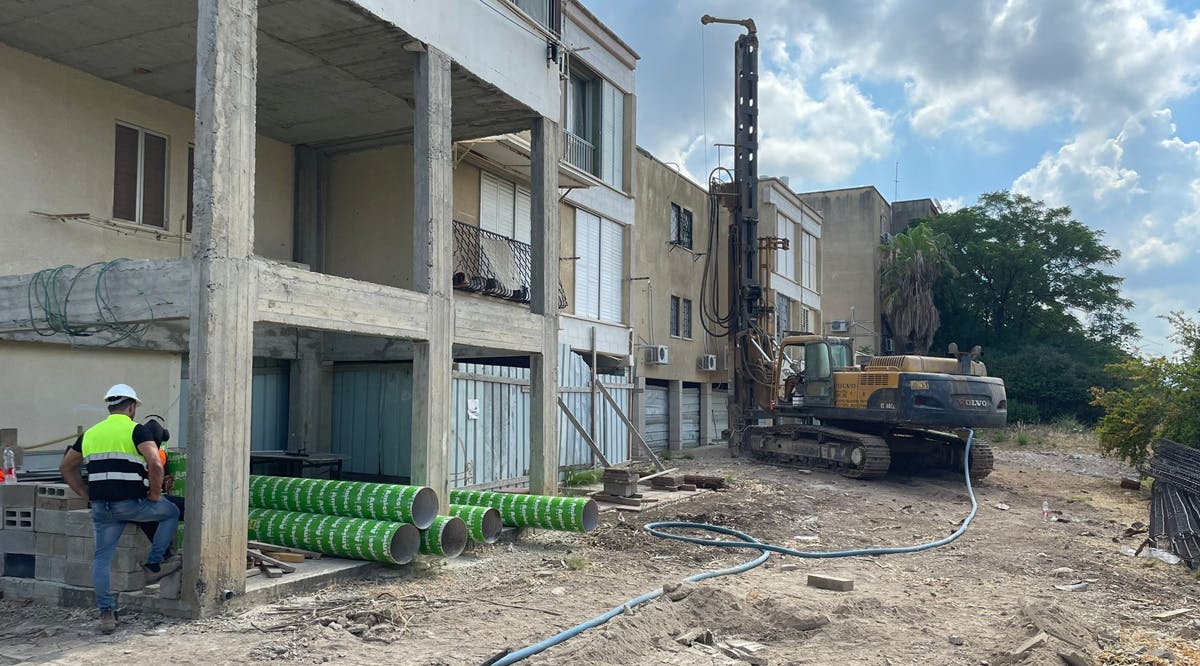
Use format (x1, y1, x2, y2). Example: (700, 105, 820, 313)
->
(586, 0, 1200, 353)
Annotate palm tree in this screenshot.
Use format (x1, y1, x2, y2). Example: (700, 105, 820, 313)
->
(879, 224, 956, 355)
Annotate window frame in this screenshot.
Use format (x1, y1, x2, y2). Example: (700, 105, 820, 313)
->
(801, 231, 818, 291)
(669, 202, 693, 249)
(670, 295, 693, 339)
(113, 121, 169, 228)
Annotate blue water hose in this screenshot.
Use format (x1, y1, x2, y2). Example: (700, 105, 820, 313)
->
(488, 430, 979, 666)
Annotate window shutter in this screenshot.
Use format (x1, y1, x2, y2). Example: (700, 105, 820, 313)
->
(682, 298, 692, 338)
(610, 85, 624, 188)
(598, 219, 623, 323)
(480, 172, 516, 238)
(141, 133, 167, 228)
(574, 211, 600, 319)
(515, 185, 532, 245)
(112, 125, 139, 221)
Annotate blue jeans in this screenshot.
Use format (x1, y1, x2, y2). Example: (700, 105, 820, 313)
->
(91, 498, 180, 611)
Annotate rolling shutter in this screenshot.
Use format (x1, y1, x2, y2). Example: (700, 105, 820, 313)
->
(515, 185, 532, 244)
(574, 210, 600, 319)
(112, 125, 139, 221)
(480, 171, 516, 237)
(599, 219, 623, 323)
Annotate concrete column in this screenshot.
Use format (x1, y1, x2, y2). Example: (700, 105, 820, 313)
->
(287, 332, 328, 455)
(529, 116, 560, 495)
(410, 46, 454, 512)
(630, 372, 646, 460)
(699, 382, 713, 446)
(292, 146, 327, 271)
(183, 0, 257, 614)
(667, 379, 683, 452)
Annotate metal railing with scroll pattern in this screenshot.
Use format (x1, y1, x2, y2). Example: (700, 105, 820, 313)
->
(452, 221, 568, 310)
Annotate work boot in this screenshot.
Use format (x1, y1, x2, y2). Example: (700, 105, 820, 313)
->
(99, 611, 117, 634)
(143, 556, 181, 584)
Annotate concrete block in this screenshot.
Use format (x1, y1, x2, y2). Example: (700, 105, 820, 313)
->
(112, 547, 146, 573)
(64, 509, 92, 537)
(110, 569, 144, 592)
(0, 575, 36, 598)
(59, 582, 95, 607)
(34, 508, 68, 534)
(2, 529, 36, 554)
(4, 507, 34, 531)
(36, 483, 84, 501)
(121, 523, 148, 548)
(3, 553, 35, 578)
(66, 536, 94, 562)
(65, 561, 91, 587)
(0, 483, 37, 508)
(35, 532, 66, 556)
(158, 570, 182, 600)
(35, 555, 65, 582)
(806, 574, 855, 592)
(36, 495, 88, 512)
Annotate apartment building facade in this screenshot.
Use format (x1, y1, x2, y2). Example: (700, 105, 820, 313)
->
(760, 178, 823, 340)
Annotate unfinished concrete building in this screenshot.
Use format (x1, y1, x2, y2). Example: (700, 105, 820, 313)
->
(0, 0, 629, 615)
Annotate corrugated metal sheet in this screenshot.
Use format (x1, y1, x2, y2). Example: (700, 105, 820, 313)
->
(681, 387, 700, 448)
(643, 385, 669, 451)
(177, 359, 289, 452)
(330, 364, 412, 481)
(710, 389, 730, 444)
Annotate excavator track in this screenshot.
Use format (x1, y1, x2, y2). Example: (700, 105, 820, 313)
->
(885, 428, 995, 481)
(742, 424, 892, 479)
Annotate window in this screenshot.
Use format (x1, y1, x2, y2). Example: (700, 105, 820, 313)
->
(670, 296, 693, 339)
(565, 66, 625, 188)
(775, 293, 792, 340)
(574, 211, 623, 323)
(113, 123, 168, 227)
(802, 231, 818, 290)
(186, 145, 194, 233)
(480, 171, 532, 243)
(670, 203, 693, 249)
(775, 214, 796, 281)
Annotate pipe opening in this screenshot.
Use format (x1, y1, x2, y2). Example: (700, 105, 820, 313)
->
(480, 507, 503, 543)
(409, 487, 439, 529)
(439, 516, 469, 559)
(581, 500, 599, 532)
(390, 523, 421, 564)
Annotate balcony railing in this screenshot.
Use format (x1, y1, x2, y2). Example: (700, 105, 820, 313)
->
(453, 221, 568, 309)
(562, 130, 596, 176)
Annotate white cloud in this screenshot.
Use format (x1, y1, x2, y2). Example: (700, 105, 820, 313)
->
(1128, 237, 1189, 270)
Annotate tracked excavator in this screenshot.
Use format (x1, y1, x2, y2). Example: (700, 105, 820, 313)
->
(700, 15, 1007, 480)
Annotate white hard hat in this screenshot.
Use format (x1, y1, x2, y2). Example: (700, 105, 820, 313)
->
(104, 384, 141, 405)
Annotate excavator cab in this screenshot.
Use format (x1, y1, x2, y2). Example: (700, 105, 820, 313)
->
(773, 335, 854, 410)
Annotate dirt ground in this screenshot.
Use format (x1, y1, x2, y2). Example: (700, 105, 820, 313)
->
(3, 433, 1199, 666)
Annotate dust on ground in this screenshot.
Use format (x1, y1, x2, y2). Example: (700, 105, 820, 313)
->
(2, 436, 1198, 666)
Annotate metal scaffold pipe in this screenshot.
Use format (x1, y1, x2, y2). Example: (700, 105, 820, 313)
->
(450, 504, 504, 543)
(247, 508, 421, 564)
(418, 515, 469, 558)
(249, 475, 439, 529)
(449, 489, 599, 533)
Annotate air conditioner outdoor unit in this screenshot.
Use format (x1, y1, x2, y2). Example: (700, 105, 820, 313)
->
(697, 354, 718, 372)
(647, 345, 670, 365)
(830, 320, 851, 333)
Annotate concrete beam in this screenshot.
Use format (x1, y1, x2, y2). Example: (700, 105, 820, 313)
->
(0, 322, 300, 359)
(453, 298, 544, 353)
(183, 0, 258, 615)
(0, 258, 190, 334)
(529, 116, 561, 496)
(409, 46, 454, 513)
(255, 259, 429, 339)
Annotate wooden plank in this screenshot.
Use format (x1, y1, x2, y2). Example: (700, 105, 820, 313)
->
(264, 551, 306, 564)
(248, 549, 297, 573)
(247, 541, 322, 559)
(637, 468, 679, 484)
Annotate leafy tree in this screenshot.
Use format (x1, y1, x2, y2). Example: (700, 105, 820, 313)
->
(922, 191, 1135, 350)
(908, 191, 1137, 423)
(1092, 312, 1200, 463)
(879, 224, 956, 354)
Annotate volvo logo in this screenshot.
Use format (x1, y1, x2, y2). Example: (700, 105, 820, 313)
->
(955, 398, 990, 409)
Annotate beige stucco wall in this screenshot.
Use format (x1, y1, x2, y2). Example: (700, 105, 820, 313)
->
(0, 341, 182, 471)
(632, 150, 728, 384)
(0, 43, 294, 274)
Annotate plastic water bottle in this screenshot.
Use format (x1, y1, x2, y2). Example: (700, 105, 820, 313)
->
(1042, 500, 1050, 522)
(2, 446, 15, 484)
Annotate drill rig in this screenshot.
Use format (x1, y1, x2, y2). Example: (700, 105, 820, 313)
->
(700, 15, 1007, 480)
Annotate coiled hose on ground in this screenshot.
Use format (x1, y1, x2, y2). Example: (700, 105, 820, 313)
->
(487, 430, 980, 666)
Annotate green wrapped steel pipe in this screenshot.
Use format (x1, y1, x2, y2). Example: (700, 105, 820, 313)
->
(448, 489, 599, 533)
(249, 475, 438, 529)
(418, 515, 468, 558)
(247, 507, 420, 564)
(166, 451, 186, 497)
(450, 504, 503, 543)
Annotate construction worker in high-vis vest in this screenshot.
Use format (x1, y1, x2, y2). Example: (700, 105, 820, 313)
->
(59, 384, 181, 634)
